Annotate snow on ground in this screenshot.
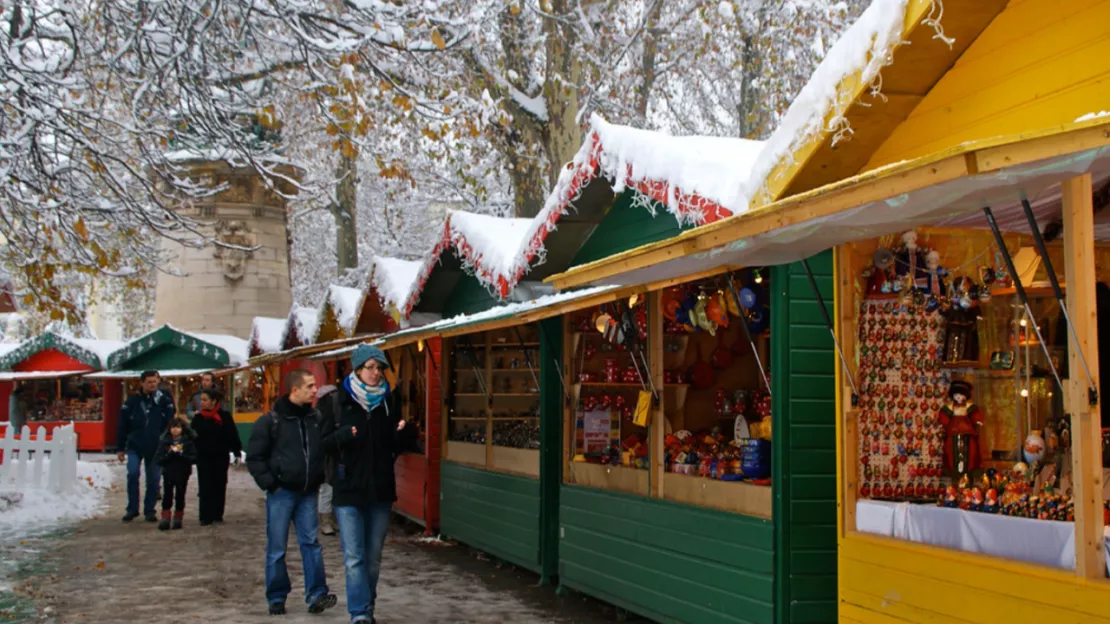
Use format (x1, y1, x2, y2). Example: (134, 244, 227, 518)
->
(0, 459, 115, 536)
(0, 458, 117, 592)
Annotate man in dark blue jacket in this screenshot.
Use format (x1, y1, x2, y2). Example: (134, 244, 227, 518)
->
(116, 370, 176, 522)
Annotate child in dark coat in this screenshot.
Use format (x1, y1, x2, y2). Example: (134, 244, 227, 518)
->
(153, 418, 197, 530)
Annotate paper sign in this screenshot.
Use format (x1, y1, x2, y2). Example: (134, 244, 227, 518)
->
(582, 410, 612, 454)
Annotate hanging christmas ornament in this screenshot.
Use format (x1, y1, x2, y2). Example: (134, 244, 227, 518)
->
(694, 293, 717, 336)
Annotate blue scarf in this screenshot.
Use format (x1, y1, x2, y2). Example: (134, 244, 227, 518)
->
(343, 372, 389, 413)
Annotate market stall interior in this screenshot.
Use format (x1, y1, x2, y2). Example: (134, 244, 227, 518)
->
(446, 324, 543, 477)
(846, 219, 1110, 572)
(564, 268, 773, 512)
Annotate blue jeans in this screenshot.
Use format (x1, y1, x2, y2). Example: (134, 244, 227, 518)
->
(335, 503, 392, 621)
(265, 488, 329, 606)
(126, 450, 161, 516)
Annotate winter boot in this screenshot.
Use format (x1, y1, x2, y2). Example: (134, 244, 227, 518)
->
(158, 510, 171, 531)
(320, 513, 336, 536)
(121, 512, 139, 523)
(307, 593, 337, 614)
(268, 602, 286, 616)
(172, 511, 184, 530)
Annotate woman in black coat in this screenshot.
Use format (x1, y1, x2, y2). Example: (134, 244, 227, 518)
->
(190, 388, 242, 525)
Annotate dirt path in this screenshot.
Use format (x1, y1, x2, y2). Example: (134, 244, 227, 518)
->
(16, 466, 628, 624)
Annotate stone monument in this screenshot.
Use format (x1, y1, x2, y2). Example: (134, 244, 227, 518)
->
(154, 159, 295, 338)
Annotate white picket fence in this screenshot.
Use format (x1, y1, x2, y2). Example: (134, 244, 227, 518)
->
(0, 424, 78, 494)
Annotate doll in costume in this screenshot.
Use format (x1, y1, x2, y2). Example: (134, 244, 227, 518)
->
(937, 380, 984, 480)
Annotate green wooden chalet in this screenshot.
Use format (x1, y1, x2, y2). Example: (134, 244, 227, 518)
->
(106, 325, 247, 372)
(413, 116, 838, 624)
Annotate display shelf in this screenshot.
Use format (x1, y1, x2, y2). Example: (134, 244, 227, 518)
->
(567, 461, 648, 497)
(451, 417, 487, 422)
(454, 392, 539, 397)
(990, 285, 1064, 298)
(577, 382, 689, 389)
(662, 472, 773, 519)
(455, 368, 537, 373)
(490, 446, 539, 478)
(942, 361, 986, 370)
(490, 342, 539, 348)
(445, 440, 486, 467)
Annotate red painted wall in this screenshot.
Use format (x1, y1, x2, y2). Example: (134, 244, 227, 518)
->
(424, 337, 442, 532)
(12, 349, 94, 373)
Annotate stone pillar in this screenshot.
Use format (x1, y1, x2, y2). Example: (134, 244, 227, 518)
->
(154, 160, 295, 338)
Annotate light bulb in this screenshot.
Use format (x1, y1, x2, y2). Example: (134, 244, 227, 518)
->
(754, 269, 763, 284)
(417, 339, 424, 352)
(1020, 388, 1029, 398)
(1019, 318, 1027, 327)
(629, 294, 640, 307)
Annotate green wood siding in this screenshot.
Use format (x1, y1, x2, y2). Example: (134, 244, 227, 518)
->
(559, 486, 774, 624)
(440, 461, 542, 573)
(442, 275, 501, 318)
(570, 191, 688, 267)
(771, 251, 837, 624)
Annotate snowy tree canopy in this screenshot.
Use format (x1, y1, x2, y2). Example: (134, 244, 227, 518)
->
(4, 0, 867, 320)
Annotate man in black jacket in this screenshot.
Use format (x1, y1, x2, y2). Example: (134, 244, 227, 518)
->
(116, 370, 176, 523)
(246, 369, 337, 617)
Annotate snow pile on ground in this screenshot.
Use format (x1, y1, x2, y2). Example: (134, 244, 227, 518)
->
(0, 459, 116, 536)
(737, 0, 910, 208)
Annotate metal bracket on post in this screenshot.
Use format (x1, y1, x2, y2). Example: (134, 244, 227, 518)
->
(725, 274, 771, 396)
(458, 335, 492, 408)
(983, 205, 1066, 394)
(1020, 197, 1099, 406)
(537, 321, 573, 408)
(605, 301, 659, 407)
(513, 325, 543, 395)
(800, 259, 859, 407)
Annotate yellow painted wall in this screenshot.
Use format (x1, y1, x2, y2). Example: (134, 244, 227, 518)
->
(865, 0, 1110, 170)
(838, 533, 1110, 623)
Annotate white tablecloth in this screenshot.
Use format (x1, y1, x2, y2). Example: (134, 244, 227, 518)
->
(857, 499, 1110, 574)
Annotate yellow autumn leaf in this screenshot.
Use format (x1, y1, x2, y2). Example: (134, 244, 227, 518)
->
(74, 218, 89, 241)
(431, 28, 446, 50)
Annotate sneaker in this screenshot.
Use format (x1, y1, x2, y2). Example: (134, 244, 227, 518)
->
(268, 602, 286, 616)
(307, 594, 337, 614)
(121, 512, 139, 523)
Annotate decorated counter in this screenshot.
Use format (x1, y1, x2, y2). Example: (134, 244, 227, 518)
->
(0, 333, 124, 451)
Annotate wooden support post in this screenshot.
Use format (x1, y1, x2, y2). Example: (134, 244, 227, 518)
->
(441, 338, 452, 463)
(484, 332, 494, 471)
(648, 291, 665, 499)
(562, 315, 574, 483)
(1062, 173, 1106, 579)
(835, 245, 860, 537)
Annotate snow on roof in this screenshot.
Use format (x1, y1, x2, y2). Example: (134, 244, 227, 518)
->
(395, 210, 536, 318)
(187, 331, 249, 366)
(326, 285, 364, 333)
(378, 284, 620, 347)
(446, 210, 536, 289)
(288, 305, 321, 346)
(249, 316, 287, 355)
(370, 256, 424, 313)
(71, 338, 127, 368)
(395, 116, 765, 318)
(738, 0, 910, 208)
